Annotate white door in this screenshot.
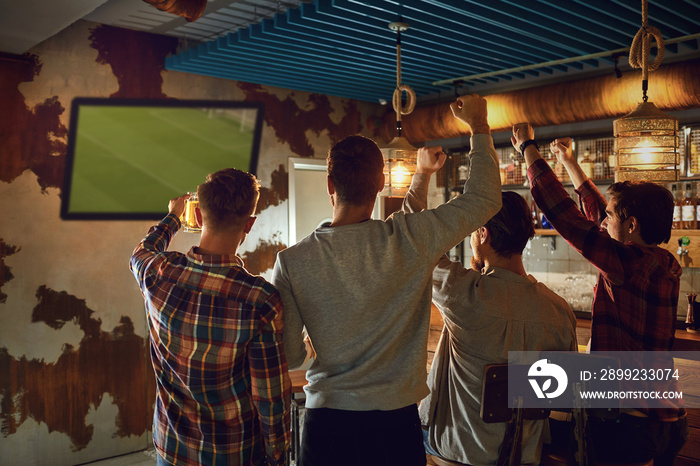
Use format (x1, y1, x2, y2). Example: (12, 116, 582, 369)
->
(288, 158, 332, 245)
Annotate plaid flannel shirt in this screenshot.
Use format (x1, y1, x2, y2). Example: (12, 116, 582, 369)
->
(130, 214, 291, 465)
(529, 159, 684, 420)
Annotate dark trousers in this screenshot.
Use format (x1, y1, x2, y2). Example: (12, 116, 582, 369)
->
(299, 404, 426, 466)
(589, 414, 689, 465)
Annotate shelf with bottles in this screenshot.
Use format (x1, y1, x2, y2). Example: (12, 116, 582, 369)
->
(671, 180, 700, 234)
(493, 135, 616, 187)
(439, 124, 700, 191)
(437, 149, 471, 198)
(681, 124, 700, 178)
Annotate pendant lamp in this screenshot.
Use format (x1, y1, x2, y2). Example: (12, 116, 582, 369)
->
(380, 21, 418, 197)
(614, 0, 679, 182)
(142, 0, 206, 22)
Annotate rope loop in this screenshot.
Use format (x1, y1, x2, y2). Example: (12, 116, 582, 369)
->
(629, 24, 665, 74)
(392, 84, 416, 116)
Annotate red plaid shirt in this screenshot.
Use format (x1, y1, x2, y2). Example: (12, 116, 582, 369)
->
(130, 214, 291, 465)
(529, 160, 683, 419)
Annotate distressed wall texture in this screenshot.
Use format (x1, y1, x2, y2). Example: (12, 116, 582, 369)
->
(0, 20, 379, 465)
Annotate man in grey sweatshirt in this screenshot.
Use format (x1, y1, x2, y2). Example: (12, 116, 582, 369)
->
(271, 94, 501, 466)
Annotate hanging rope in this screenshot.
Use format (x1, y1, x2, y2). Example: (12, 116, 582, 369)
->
(390, 22, 416, 135)
(628, 0, 665, 101)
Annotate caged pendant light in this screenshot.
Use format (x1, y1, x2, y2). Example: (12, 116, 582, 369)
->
(380, 21, 418, 197)
(613, 0, 679, 183)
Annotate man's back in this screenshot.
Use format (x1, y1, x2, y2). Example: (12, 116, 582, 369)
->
(273, 133, 502, 412)
(131, 215, 291, 465)
(274, 216, 441, 411)
(421, 262, 577, 465)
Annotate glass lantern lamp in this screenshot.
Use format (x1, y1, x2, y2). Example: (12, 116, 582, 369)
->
(613, 0, 679, 183)
(381, 135, 417, 197)
(380, 20, 417, 198)
(613, 101, 679, 182)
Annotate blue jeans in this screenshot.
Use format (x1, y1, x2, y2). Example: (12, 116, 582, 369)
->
(157, 453, 175, 466)
(300, 404, 426, 466)
(422, 428, 441, 457)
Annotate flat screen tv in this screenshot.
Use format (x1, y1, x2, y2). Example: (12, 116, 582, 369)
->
(61, 97, 264, 220)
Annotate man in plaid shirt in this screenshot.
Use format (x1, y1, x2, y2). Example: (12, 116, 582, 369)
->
(130, 168, 291, 466)
(513, 123, 688, 465)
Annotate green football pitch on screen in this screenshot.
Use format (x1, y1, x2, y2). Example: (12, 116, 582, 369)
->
(65, 104, 259, 217)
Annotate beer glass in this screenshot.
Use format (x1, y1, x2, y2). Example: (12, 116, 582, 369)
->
(180, 191, 201, 233)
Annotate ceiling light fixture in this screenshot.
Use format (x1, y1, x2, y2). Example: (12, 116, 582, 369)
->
(613, 0, 679, 183)
(380, 20, 418, 198)
(142, 0, 206, 22)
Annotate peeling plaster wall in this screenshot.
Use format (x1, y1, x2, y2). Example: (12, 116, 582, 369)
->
(0, 20, 380, 465)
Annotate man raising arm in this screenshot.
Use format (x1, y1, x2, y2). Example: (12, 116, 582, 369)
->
(131, 169, 291, 466)
(513, 124, 687, 465)
(272, 94, 501, 466)
(404, 159, 576, 465)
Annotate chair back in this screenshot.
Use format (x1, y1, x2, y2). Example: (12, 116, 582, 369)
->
(480, 363, 549, 466)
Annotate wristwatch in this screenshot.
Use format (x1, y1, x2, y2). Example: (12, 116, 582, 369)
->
(519, 139, 539, 154)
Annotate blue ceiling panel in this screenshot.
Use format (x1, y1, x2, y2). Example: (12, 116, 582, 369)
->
(165, 0, 700, 103)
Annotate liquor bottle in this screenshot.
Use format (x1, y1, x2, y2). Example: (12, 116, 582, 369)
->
(686, 293, 697, 332)
(696, 182, 700, 229)
(681, 182, 696, 230)
(530, 198, 540, 229)
(672, 184, 681, 229)
(695, 183, 700, 228)
(593, 150, 605, 179)
(579, 149, 594, 179)
(608, 150, 616, 172)
(457, 164, 468, 182)
(510, 153, 523, 185)
(545, 148, 557, 172)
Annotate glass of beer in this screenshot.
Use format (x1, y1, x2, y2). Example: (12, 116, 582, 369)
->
(180, 191, 201, 233)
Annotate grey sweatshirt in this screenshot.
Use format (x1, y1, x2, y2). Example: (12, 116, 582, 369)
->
(271, 133, 501, 411)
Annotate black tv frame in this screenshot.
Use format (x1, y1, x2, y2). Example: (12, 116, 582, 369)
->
(61, 97, 264, 220)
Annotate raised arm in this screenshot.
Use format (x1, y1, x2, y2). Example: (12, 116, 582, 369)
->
(512, 123, 626, 284)
(401, 145, 446, 214)
(129, 194, 188, 282)
(402, 99, 491, 306)
(549, 137, 588, 189)
(550, 137, 608, 224)
(399, 94, 502, 261)
(402, 156, 477, 319)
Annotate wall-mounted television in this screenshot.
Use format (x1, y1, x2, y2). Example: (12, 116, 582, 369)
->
(61, 97, 264, 220)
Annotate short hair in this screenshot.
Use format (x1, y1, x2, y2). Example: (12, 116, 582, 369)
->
(606, 181, 673, 245)
(484, 191, 535, 257)
(327, 135, 384, 206)
(197, 168, 260, 231)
